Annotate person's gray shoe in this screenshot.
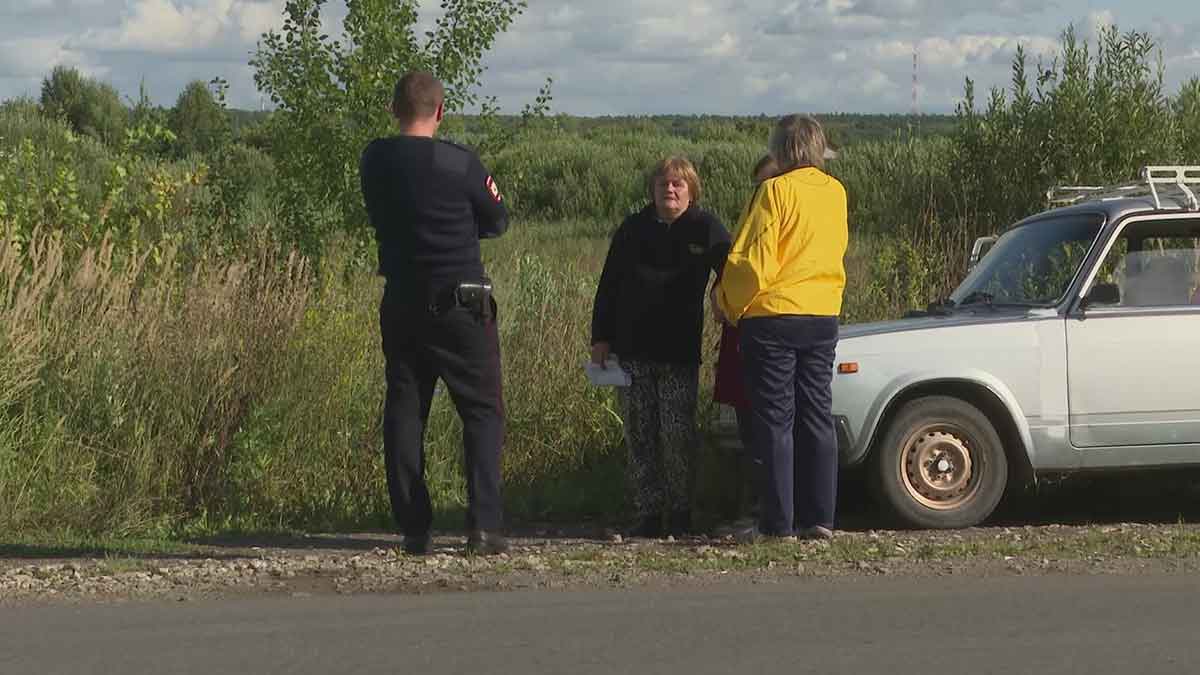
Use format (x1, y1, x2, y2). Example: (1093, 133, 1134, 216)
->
(797, 525, 834, 540)
(733, 525, 797, 545)
(712, 516, 757, 539)
(466, 530, 509, 555)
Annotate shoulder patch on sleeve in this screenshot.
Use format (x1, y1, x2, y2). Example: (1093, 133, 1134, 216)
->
(486, 175, 502, 203)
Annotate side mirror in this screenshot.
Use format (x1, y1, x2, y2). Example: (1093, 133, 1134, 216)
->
(968, 236, 997, 272)
(1084, 282, 1120, 307)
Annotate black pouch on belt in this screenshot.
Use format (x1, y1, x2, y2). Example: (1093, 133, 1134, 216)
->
(454, 278, 494, 321)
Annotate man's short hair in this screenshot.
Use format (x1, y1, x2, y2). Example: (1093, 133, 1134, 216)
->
(392, 71, 445, 122)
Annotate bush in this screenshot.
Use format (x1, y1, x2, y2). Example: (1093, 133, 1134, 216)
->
(170, 80, 232, 158)
(210, 143, 278, 221)
(954, 25, 1187, 230)
(0, 105, 283, 256)
(39, 66, 128, 147)
(1176, 77, 1200, 162)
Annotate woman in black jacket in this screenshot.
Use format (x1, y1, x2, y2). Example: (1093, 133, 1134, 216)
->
(590, 157, 731, 537)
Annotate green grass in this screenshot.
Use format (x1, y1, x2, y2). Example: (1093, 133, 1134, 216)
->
(0, 534, 196, 560)
(0, 213, 976, 541)
(0, 88, 1158, 543)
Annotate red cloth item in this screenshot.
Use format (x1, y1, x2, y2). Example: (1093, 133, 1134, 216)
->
(713, 323, 750, 409)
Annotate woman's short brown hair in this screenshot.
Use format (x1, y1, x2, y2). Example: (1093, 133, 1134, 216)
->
(647, 156, 702, 204)
(769, 114, 827, 172)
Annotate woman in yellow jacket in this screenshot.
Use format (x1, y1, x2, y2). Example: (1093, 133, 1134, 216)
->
(714, 114, 848, 540)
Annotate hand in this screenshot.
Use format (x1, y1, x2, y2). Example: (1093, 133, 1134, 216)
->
(591, 342, 611, 368)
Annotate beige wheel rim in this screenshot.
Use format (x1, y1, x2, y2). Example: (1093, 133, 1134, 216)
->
(898, 426, 980, 511)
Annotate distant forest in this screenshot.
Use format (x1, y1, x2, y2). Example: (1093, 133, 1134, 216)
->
(225, 108, 958, 147)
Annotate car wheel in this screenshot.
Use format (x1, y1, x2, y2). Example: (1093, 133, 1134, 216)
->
(871, 396, 1008, 529)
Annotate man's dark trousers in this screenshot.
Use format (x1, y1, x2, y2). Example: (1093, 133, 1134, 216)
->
(740, 315, 839, 535)
(379, 283, 505, 536)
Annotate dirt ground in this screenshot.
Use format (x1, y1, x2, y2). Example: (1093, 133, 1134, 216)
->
(5, 472, 1200, 607)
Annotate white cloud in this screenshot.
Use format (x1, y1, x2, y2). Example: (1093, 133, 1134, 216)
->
(745, 72, 794, 97)
(0, 0, 1197, 113)
(471, 0, 1200, 114)
(235, 0, 286, 43)
(850, 0, 1047, 20)
(0, 37, 88, 78)
(545, 5, 577, 29)
(9, 0, 56, 11)
(874, 35, 1059, 69)
(77, 0, 283, 55)
(859, 69, 894, 95)
(705, 32, 740, 58)
(80, 0, 225, 52)
(1085, 9, 1118, 37)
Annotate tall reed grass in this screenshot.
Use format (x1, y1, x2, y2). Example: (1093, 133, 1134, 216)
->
(0, 104, 985, 538)
(0, 230, 310, 534)
(1, 210, 971, 537)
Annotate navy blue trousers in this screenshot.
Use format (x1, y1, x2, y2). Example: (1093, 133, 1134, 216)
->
(379, 284, 505, 536)
(740, 315, 839, 535)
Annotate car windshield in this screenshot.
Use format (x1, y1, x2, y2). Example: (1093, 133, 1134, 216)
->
(950, 213, 1105, 307)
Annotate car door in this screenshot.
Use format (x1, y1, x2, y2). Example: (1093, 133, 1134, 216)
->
(1067, 215, 1200, 455)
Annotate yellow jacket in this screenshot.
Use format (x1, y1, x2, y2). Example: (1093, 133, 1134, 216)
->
(716, 167, 848, 323)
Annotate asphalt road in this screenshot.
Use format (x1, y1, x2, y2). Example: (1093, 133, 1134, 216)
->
(3, 574, 1199, 674)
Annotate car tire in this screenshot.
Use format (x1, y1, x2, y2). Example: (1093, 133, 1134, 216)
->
(870, 396, 1008, 529)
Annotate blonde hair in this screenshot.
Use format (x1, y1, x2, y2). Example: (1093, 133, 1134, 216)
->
(769, 114, 827, 172)
(648, 156, 702, 204)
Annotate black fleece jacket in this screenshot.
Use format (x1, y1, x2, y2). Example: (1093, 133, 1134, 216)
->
(591, 204, 730, 365)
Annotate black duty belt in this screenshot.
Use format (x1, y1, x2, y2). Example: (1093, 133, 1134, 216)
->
(430, 278, 494, 321)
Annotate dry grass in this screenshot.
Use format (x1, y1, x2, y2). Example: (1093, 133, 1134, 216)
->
(1, 217, 968, 538)
(0, 230, 310, 535)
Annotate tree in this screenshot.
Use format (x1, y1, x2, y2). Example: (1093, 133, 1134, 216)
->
(39, 66, 128, 146)
(170, 80, 232, 157)
(250, 0, 530, 254)
(126, 79, 176, 158)
(954, 25, 1182, 230)
(1176, 77, 1200, 163)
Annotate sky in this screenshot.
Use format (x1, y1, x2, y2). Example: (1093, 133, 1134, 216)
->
(1, 0, 1198, 115)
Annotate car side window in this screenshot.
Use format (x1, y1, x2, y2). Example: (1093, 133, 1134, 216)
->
(1089, 220, 1200, 308)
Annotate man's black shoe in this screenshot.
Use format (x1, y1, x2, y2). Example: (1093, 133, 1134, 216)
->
(667, 510, 691, 536)
(627, 515, 663, 539)
(466, 530, 509, 555)
(403, 534, 433, 556)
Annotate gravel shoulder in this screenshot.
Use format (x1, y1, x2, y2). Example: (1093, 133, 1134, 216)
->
(5, 521, 1200, 607)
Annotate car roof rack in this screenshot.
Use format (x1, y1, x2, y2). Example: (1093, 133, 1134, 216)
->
(1046, 165, 1200, 212)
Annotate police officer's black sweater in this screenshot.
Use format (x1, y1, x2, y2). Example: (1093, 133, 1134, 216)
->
(360, 135, 508, 298)
(591, 204, 731, 365)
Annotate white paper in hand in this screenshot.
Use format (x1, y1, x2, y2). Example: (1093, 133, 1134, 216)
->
(585, 357, 632, 387)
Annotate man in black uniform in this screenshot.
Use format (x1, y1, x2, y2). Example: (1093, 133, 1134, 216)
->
(360, 71, 509, 556)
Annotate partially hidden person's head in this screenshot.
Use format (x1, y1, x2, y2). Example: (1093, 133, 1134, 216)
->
(769, 114, 827, 172)
(391, 71, 445, 134)
(752, 154, 779, 184)
(648, 156, 702, 222)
